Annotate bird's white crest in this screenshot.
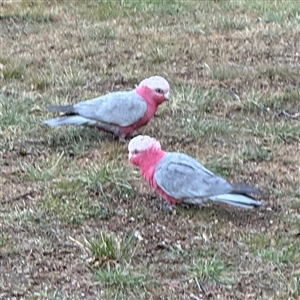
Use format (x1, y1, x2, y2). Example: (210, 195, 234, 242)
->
(138, 76, 170, 94)
(128, 135, 161, 159)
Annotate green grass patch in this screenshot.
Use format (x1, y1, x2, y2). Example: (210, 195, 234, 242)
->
(218, 16, 250, 32)
(2, 62, 25, 80)
(260, 66, 300, 85)
(77, 0, 188, 21)
(88, 232, 139, 267)
(246, 233, 300, 266)
(88, 232, 144, 299)
(76, 161, 135, 200)
(0, 93, 38, 134)
(204, 159, 232, 178)
(251, 120, 300, 145)
(1, 1, 61, 24)
(43, 127, 102, 156)
(36, 159, 133, 223)
(89, 26, 115, 41)
(189, 258, 228, 283)
(240, 143, 273, 162)
(95, 266, 145, 299)
(210, 65, 241, 81)
(241, 90, 300, 115)
(41, 179, 113, 224)
(171, 86, 223, 115)
(0, 233, 8, 248)
(22, 152, 66, 182)
(186, 118, 235, 138)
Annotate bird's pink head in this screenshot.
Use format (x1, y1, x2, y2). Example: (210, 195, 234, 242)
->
(128, 135, 162, 165)
(136, 76, 170, 105)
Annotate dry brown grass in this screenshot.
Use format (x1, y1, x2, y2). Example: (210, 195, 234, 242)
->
(1, 1, 300, 299)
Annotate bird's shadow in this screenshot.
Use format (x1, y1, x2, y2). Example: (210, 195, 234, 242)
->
(37, 127, 123, 154)
(150, 194, 280, 230)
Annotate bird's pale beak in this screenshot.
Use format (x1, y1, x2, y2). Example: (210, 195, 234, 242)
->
(164, 91, 170, 100)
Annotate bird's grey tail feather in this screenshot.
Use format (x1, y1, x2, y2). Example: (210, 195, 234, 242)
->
(210, 193, 262, 209)
(46, 104, 76, 114)
(231, 182, 263, 196)
(42, 116, 94, 127)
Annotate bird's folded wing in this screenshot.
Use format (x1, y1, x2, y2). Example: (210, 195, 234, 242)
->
(74, 91, 147, 127)
(154, 153, 232, 199)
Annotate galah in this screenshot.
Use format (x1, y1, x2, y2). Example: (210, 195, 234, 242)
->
(42, 76, 170, 141)
(128, 135, 262, 209)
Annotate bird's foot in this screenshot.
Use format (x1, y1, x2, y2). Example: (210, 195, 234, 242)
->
(178, 203, 191, 210)
(118, 136, 127, 143)
(150, 194, 175, 214)
(157, 202, 174, 214)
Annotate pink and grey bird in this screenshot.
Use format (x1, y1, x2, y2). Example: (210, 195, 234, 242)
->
(42, 76, 170, 141)
(129, 135, 262, 209)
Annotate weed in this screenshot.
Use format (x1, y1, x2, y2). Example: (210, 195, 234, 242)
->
(22, 152, 65, 182)
(41, 179, 113, 223)
(88, 232, 139, 267)
(189, 258, 227, 282)
(88, 232, 117, 267)
(88, 232, 144, 298)
(95, 265, 145, 299)
(76, 161, 135, 200)
(3, 63, 24, 80)
(246, 233, 300, 266)
(251, 121, 300, 145)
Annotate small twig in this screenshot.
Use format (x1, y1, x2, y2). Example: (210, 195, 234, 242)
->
(195, 277, 206, 294)
(68, 235, 92, 255)
(9, 17, 18, 30)
(8, 16, 27, 35)
(161, 279, 198, 296)
(275, 109, 300, 119)
(161, 279, 186, 292)
(50, 151, 65, 171)
(1, 192, 33, 204)
(190, 293, 201, 300)
(25, 140, 45, 145)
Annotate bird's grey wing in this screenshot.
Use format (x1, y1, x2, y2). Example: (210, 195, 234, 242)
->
(73, 91, 147, 127)
(154, 153, 232, 200)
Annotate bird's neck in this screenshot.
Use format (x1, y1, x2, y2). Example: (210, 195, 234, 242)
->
(133, 85, 161, 128)
(133, 147, 165, 185)
(135, 85, 162, 106)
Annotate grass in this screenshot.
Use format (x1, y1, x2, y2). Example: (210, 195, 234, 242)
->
(87, 232, 145, 298)
(2, 61, 25, 80)
(87, 231, 141, 267)
(251, 121, 300, 145)
(41, 181, 112, 224)
(76, 161, 134, 199)
(1, 0, 300, 299)
(95, 267, 146, 299)
(189, 258, 227, 283)
(247, 233, 300, 265)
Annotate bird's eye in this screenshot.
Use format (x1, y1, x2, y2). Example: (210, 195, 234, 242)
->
(155, 88, 164, 94)
(133, 150, 139, 154)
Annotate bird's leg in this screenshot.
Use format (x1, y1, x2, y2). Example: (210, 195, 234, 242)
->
(118, 133, 128, 143)
(157, 202, 174, 213)
(178, 203, 191, 209)
(118, 137, 127, 143)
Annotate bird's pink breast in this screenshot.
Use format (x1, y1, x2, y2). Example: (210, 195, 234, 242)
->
(118, 98, 158, 137)
(135, 149, 178, 205)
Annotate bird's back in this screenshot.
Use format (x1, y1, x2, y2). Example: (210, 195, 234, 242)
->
(74, 90, 147, 127)
(154, 152, 232, 200)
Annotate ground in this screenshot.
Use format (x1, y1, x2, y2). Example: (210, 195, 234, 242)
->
(0, 1, 300, 299)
